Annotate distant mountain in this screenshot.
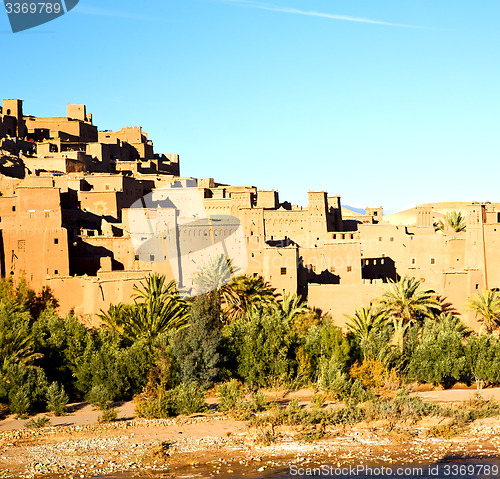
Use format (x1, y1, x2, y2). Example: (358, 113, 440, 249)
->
(343, 205, 365, 215)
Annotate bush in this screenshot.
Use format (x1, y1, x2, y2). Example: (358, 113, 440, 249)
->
(246, 390, 267, 413)
(216, 379, 245, 412)
(88, 384, 112, 410)
(407, 317, 467, 387)
(25, 416, 51, 428)
(364, 390, 440, 423)
(173, 383, 207, 415)
(75, 331, 152, 402)
(135, 389, 176, 419)
(172, 292, 225, 390)
(9, 386, 31, 419)
(98, 407, 118, 423)
(317, 357, 352, 400)
(3, 363, 49, 417)
(46, 382, 68, 416)
(135, 383, 207, 418)
(227, 307, 296, 388)
(465, 335, 500, 386)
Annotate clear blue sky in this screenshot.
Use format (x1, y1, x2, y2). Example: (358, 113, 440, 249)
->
(1, 1, 499, 212)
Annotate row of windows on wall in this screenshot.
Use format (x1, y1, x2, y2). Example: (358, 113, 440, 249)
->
(411, 257, 436, 265)
(333, 233, 355, 240)
(135, 254, 166, 261)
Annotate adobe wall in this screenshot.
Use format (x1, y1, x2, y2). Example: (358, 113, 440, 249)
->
(307, 283, 385, 328)
(46, 271, 150, 327)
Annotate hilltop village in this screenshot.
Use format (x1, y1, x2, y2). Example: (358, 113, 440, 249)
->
(0, 98, 497, 326)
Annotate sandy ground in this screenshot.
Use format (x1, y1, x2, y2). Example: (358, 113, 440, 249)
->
(1, 387, 500, 478)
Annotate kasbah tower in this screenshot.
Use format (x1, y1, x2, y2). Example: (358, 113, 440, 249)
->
(0, 98, 497, 329)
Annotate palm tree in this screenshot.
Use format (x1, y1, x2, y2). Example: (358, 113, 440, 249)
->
(378, 276, 441, 326)
(377, 277, 441, 351)
(434, 210, 466, 233)
(0, 327, 40, 370)
(0, 304, 41, 370)
(223, 275, 276, 322)
(345, 306, 388, 343)
(99, 274, 189, 343)
(97, 302, 134, 336)
(467, 289, 500, 334)
(192, 254, 236, 295)
(279, 292, 309, 322)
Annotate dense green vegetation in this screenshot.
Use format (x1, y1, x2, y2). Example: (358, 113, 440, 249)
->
(2, 264, 500, 420)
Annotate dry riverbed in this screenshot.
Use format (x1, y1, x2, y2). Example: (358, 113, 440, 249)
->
(2, 388, 500, 478)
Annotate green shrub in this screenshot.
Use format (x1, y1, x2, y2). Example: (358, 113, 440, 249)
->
(465, 335, 500, 386)
(246, 390, 267, 412)
(3, 363, 48, 417)
(407, 317, 467, 387)
(317, 357, 352, 400)
(299, 320, 355, 384)
(311, 393, 327, 409)
(226, 306, 296, 388)
(172, 292, 225, 390)
(46, 382, 68, 416)
(98, 407, 118, 423)
(135, 389, 176, 418)
(74, 330, 152, 402)
(88, 384, 112, 410)
(365, 390, 440, 423)
(216, 379, 245, 412)
(9, 386, 31, 419)
(25, 416, 51, 428)
(173, 383, 207, 415)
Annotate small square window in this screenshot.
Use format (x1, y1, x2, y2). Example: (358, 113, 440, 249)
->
(347, 266, 352, 272)
(280, 267, 287, 275)
(12, 206, 15, 212)
(150, 254, 155, 261)
(430, 258, 436, 264)
(54, 270, 58, 275)
(45, 211, 50, 218)
(476, 284, 479, 289)
(29, 212, 35, 219)
(390, 237, 394, 242)
(54, 238, 59, 244)
(135, 254, 139, 260)
(378, 237, 382, 241)
(411, 258, 416, 264)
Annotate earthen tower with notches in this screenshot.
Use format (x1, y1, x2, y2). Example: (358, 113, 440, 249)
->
(0, 99, 496, 329)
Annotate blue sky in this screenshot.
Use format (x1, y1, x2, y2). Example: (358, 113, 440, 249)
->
(1, 1, 499, 211)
